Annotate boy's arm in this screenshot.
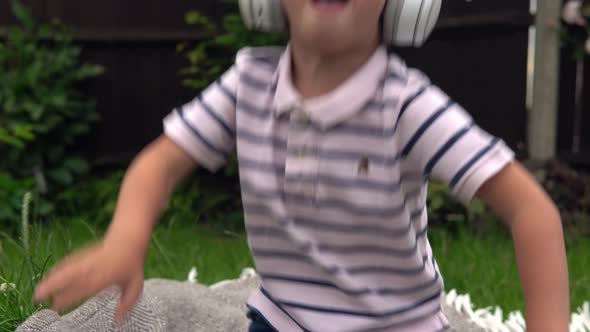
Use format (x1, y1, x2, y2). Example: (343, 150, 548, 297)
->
(104, 135, 198, 252)
(33, 135, 199, 318)
(475, 161, 570, 332)
(35, 62, 239, 318)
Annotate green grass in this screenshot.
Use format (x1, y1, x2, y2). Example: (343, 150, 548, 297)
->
(429, 226, 590, 314)
(0, 218, 253, 332)
(2, 219, 590, 331)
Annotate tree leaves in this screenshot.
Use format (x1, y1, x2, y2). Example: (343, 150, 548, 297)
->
(0, 1, 103, 192)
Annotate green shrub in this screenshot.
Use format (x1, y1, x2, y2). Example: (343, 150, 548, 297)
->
(0, 172, 54, 232)
(427, 181, 502, 234)
(0, 1, 103, 193)
(52, 170, 242, 230)
(177, 0, 285, 92)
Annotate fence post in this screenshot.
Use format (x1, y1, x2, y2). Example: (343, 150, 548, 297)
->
(528, 0, 561, 161)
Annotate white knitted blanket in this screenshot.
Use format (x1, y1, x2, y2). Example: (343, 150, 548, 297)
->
(14, 268, 590, 332)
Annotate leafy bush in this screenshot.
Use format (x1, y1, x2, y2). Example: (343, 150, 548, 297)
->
(0, 1, 103, 193)
(177, 0, 285, 91)
(0, 173, 34, 225)
(0, 172, 54, 234)
(52, 170, 242, 231)
(427, 181, 501, 234)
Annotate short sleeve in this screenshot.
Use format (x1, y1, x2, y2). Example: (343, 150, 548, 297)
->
(163, 66, 238, 172)
(397, 69, 515, 203)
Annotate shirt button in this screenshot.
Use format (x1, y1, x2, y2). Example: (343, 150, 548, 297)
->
(296, 148, 306, 158)
(300, 116, 311, 126)
(295, 113, 310, 127)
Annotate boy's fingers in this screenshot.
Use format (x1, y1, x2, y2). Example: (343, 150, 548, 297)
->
(114, 276, 143, 323)
(34, 265, 77, 302)
(51, 283, 84, 313)
(34, 247, 97, 301)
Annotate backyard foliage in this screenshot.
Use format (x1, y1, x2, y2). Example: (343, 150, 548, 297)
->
(177, 0, 285, 91)
(0, 1, 103, 228)
(0, 1, 103, 196)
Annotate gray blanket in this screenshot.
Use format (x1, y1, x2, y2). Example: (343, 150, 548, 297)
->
(17, 270, 487, 332)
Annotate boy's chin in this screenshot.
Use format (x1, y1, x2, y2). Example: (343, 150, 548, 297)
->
(297, 37, 359, 55)
(295, 28, 364, 52)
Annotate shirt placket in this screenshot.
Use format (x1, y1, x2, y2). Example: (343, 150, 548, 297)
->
(284, 108, 319, 207)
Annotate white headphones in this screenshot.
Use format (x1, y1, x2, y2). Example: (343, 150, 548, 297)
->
(238, 0, 442, 47)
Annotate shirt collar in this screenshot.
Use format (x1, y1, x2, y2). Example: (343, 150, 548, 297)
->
(273, 43, 388, 129)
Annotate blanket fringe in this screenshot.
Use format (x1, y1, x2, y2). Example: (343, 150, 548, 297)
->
(444, 289, 590, 332)
(188, 267, 590, 332)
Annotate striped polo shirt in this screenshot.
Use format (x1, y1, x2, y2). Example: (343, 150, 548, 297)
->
(163, 44, 514, 332)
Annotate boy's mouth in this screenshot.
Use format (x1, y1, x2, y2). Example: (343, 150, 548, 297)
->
(310, 0, 351, 12)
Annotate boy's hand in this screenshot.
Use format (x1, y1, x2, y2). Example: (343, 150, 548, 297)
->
(33, 237, 146, 323)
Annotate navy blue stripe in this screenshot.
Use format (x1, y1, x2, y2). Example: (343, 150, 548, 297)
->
(285, 147, 401, 166)
(245, 203, 424, 236)
(274, 286, 442, 318)
(362, 308, 447, 332)
(252, 249, 308, 261)
(251, 56, 280, 66)
(395, 84, 430, 128)
(238, 158, 284, 174)
(259, 288, 312, 332)
(284, 173, 404, 193)
(316, 226, 427, 257)
(325, 123, 391, 137)
(237, 129, 287, 149)
(240, 154, 425, 191)
(242, 71, 274, 91)
(248, 224, 428, 258)
(174, 107, 230, 160)
(401, 100, 455, 157)
(260, 270, 439, 296)
(449, 137, 500, 188)
(195, 95, 234, 136)
(347, 255, 428, 276)
(386, 70, 406, 82)
(237, 128, 402, 164)
(241, 184, 422, 218)
(238, 99, 272, 119)
(215, 79, 237, 104)
(253, 247, 430, 277)
(246, 226, 285, 237)
(424, 122, 474, 175)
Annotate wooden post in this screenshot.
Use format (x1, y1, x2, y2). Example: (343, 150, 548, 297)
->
(528, 0, 562, 160)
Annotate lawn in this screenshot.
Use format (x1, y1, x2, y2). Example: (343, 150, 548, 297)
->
(1, 215, 590, 331)
(0, 218, 253, 332)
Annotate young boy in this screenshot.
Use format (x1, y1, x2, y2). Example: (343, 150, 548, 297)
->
(34, 0, 570, 331)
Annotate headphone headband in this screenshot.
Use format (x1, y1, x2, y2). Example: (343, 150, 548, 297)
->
(238, 0, 441, 47)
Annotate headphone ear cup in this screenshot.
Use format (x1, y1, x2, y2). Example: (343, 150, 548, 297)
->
(239, 0, 287, 33)
(383, 0, 441, 47)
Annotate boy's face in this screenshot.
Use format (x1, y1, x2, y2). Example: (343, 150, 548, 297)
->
(282, 0, 387, 54)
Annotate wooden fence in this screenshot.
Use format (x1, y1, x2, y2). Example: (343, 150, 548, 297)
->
(4, 1, 586, 167)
